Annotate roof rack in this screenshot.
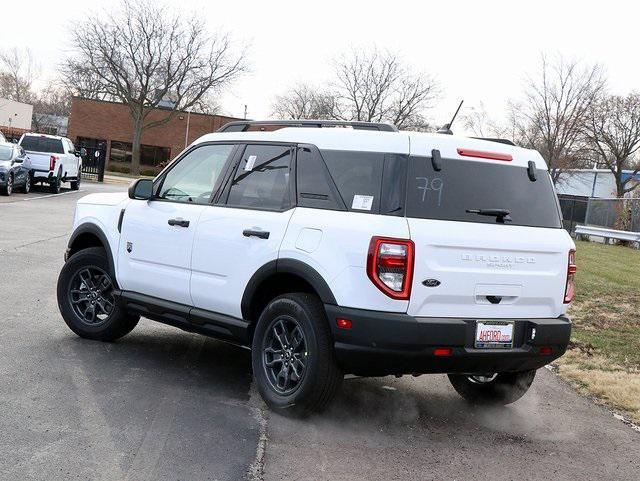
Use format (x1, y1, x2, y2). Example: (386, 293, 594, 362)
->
(470, 137, 516, 146)
(217, 119, 399, 133)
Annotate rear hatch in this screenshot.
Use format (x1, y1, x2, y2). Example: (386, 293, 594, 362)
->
(406, 138, 573, 319)
(20, 135, 64, 171)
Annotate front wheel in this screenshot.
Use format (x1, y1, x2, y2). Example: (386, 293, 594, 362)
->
(252, 293, 343, 416)
(448, 370, 536, 405)
(57, 247, 139, 341)
(1, 174, 13, 196)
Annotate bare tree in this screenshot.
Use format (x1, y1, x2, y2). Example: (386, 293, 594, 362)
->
(463, 102, 515, 139)
(271, 83, 338, 120)
(332, 48, 438, 129)
(31, 85, 73, 133)
(513, 54, 606, 182)
(583, 93, 640, 197)
(0, 47, 38, 103)
(63, 0, 245, 175)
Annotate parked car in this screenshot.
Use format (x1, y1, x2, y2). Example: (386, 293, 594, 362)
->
(56, 120, 575, 415)
(0, 131, 6, 143)
(0, 142, 31, 196)
(19, 133, 82, 193)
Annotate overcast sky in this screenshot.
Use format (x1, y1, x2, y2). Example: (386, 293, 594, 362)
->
(2, 0, 639, 134)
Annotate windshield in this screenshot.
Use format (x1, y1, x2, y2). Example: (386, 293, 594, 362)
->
(0, 145, 13, 161)
(20, 136, 64, 154)
(406, 156, 562, 228)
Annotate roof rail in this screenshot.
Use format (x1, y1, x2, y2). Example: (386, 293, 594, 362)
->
(217, 119, 398, 133)
(470, 137, 516, 146)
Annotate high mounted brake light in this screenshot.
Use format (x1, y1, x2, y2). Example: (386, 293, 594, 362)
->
(564, 249, 577, 303)
(457, 148, 513, 162)
(367, 237, 414, 300)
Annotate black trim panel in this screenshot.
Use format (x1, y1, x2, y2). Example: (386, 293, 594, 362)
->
(325, 304, 572, 376)
(67, 223, 116, 276)
(240, 258, 337, 320)
(117, 290, 250, 344)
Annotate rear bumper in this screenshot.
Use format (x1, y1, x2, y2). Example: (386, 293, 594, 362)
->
(325, 305, 571, 376)
(32, 169, 53, 180)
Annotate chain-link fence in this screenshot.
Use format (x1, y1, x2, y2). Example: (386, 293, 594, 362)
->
(559, 195, 640, 234)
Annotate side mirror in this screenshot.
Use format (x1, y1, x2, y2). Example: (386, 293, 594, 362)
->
(128, 178, 153, 200)
(14, 157, 23, 164)
(11, 139, 17, 144)
(74, 150, 81, 157)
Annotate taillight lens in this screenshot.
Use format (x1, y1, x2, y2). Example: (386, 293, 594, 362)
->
(49, 155, 57, 171)
(367, 237, 414, 300)
(564, 249, 577, 303)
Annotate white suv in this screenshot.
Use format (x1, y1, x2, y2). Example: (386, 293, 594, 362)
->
(56, 120, 575, 415)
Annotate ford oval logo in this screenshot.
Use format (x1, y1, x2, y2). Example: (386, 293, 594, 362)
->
(422, 279, 441, 288)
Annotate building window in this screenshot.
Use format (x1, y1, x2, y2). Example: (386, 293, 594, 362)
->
(109, 141, 170, 167)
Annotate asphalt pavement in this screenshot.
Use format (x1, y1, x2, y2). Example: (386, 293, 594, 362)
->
(0, 181, 638, 480)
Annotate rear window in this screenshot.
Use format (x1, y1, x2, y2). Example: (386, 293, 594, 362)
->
(406, 156, 562, 228)
(20, 136, 64, 154)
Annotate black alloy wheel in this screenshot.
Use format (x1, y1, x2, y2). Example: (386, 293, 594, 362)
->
(262, 316, 308, 395)
(68, 266, 116, 326)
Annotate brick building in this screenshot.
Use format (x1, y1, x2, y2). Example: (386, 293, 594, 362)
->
(67, 97, 240, 174)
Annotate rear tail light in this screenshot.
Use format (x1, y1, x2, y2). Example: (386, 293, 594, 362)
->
(49, 155, 58, 171)
(564, 249, 577, 303)
(367, 237, 414, 300)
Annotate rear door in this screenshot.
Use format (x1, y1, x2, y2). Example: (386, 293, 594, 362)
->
(406, 141, 573, 319)
(190, 143, 295, 319)
(117, 143, 236, 305)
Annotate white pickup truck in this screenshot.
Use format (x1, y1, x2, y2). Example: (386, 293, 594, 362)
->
(19, 133, 83, 193)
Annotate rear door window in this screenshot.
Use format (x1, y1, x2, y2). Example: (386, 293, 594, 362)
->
(225, 144, 293, 211)
(20, 136, 64, 154)
(406, 156, 562, 228)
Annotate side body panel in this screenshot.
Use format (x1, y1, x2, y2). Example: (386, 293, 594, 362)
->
(279, 208, 411, 313)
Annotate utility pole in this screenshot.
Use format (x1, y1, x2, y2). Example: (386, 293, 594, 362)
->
(243, 105, 247, 120)
(184, 109, 191, 149)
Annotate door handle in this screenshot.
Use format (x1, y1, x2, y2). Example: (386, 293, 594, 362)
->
(168, 218, 190, 227)
(243, 229, 270, 239)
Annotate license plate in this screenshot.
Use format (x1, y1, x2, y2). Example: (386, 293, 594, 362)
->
(475, 321, 514, 349)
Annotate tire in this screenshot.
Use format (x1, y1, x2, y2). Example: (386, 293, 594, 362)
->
(50, 173, 61, 194)
(21, 173, 31, 193)
(252, 293, 343, 416)
(1, 174, 12, 196)
(70, 173, 81, 191)
(57, 247, 139, 341)
(448, 370, 536, 405)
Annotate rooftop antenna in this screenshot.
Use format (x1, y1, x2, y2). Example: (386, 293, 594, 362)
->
(437, 100, 464, 135)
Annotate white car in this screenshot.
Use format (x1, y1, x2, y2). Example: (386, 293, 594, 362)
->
(19, 133, 82, 193)
(56, 120, 575, 415)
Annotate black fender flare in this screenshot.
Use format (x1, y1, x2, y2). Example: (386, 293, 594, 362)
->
(240, 258, 337, 320)
(67, 223, 116, 276)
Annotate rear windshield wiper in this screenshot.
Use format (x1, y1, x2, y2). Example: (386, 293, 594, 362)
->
(466, 208, 512, 223)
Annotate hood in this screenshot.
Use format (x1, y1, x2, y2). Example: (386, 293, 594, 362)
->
(77, 192, 130, 207)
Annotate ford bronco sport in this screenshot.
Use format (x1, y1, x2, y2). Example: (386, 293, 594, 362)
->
(57, 120, 574, 415)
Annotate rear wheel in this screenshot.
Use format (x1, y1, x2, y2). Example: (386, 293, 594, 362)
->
(21, 173, 31, 193)
(448, 370, 536, 405)
(70, 173, 81, 191)
(1, 174, 13, 196)
(57, 247, 139, 341)
(252, 293, 343, 416)
(50, 173, 61, 194)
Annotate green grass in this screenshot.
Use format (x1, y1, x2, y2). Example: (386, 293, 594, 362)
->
(569, 240, 640, 368)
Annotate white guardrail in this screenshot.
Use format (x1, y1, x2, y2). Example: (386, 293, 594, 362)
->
(575, 225, 640, 246)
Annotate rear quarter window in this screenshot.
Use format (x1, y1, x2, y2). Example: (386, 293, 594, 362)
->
(406, 156, 562, 228)
(319, 150, 407, 215)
